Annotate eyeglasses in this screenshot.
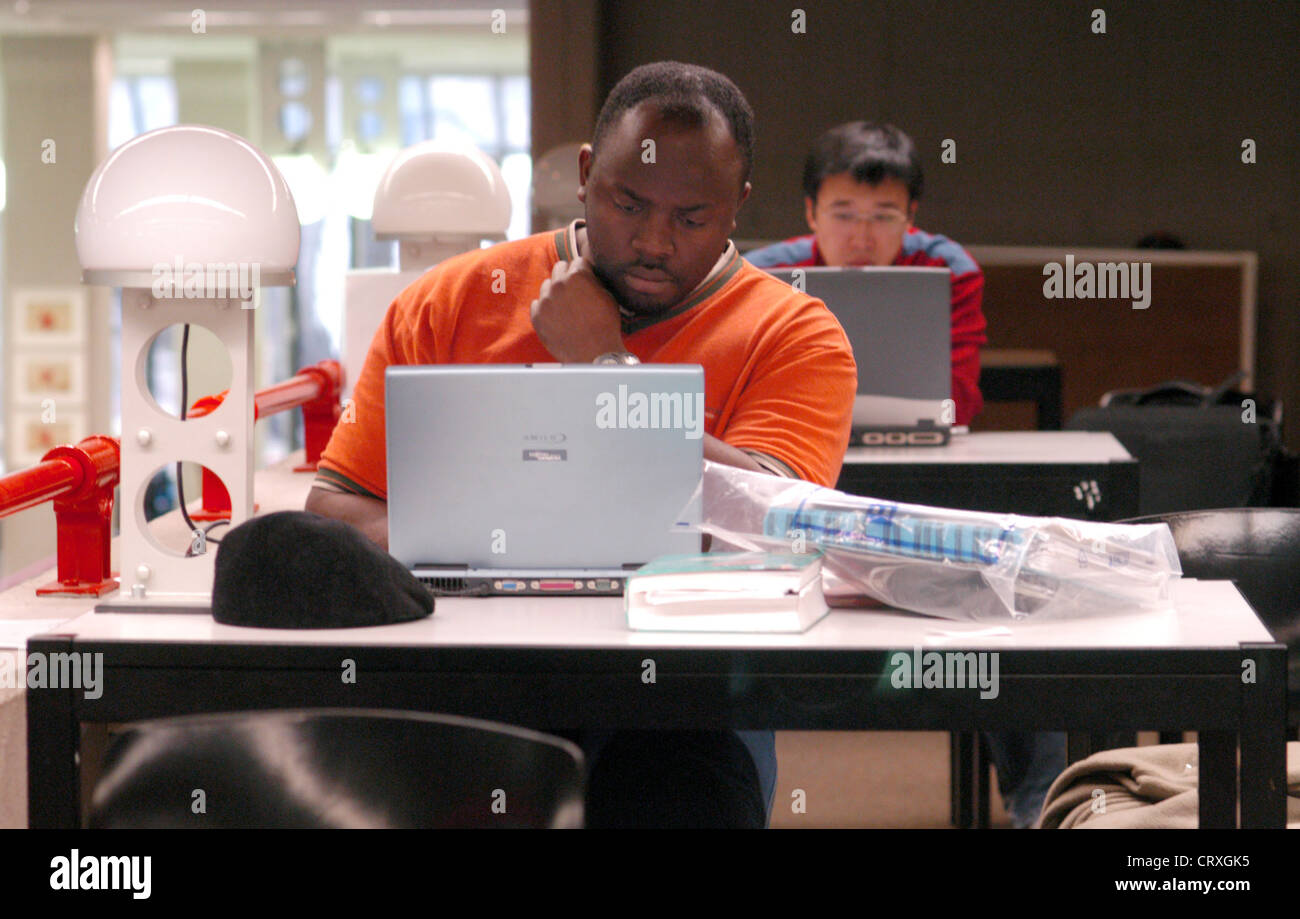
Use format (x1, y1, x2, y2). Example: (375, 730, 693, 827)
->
(828, 211, 909, 231)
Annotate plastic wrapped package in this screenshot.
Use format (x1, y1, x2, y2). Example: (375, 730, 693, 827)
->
(696, 461, 1182, 621)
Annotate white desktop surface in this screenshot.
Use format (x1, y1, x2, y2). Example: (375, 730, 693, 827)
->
(43, 579, 1270, 651)
(843, 431, 1131, 465)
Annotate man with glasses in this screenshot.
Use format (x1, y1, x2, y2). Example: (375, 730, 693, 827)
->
(749, 122, 1065, 827)
(746, 121, 987, 426)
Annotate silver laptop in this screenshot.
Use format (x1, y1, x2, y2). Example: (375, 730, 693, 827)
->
(766, 266, 953, 445)
(386, 364, 704, 596)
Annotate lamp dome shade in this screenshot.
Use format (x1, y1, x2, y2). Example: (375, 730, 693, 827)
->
(531, 143, 585, 214)
(370, 142, 512, 239)
(75, 125, 301, 281)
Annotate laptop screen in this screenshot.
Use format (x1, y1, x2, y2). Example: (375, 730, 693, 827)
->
(385, 364, 704, 572)
(766, 267, 953, 438)
(766, 267, 951, 401)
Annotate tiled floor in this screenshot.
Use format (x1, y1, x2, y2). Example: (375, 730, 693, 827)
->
(770, 731, 1014, 829)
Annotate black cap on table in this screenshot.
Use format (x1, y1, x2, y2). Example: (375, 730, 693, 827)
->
(212, 510, 434, 628)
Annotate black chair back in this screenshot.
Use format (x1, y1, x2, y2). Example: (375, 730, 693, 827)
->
(89, 709, 585, 828)
(1121, 508, 1300, 716)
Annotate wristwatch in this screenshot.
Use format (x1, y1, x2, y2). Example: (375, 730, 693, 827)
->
(593, 351, 640, 365)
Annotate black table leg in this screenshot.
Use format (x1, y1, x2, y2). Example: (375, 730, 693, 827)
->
(1239, 642, 1287, 828)
(1066, 731, 1093, 764)
(1041, 367, 1063, 431)
(1198, 731, 1237, 829)
(974, 735, 991, 829)
(26, 637, 81, 829)
(949, 731, 974, 828)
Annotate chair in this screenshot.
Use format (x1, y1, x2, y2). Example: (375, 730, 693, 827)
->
(88, 709, 585, 828)
(954, 507, 1300, 827)
(1120, 508, 1300, 737)
(1065, 388, 1284, 516)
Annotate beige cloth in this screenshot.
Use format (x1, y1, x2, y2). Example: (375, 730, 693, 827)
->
(1039, 741, 1300, 828)
(0, 687, 25, 829)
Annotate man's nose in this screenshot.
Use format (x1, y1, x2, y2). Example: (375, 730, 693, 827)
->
(631, 211, 674, 262)
(847, 217, 872, 249)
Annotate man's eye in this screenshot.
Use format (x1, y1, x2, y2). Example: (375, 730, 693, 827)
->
(616, 200, 640, 213)
(680, 215, 704, 228)
(833, 212, 856, 222)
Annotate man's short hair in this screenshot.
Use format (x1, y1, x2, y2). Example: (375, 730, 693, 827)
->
(802, 122, 923, 203)
(592, 61, 755, 187)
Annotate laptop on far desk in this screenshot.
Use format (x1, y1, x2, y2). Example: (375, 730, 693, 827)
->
(766, 266, 954, 445)
(386, 364, 704, 597)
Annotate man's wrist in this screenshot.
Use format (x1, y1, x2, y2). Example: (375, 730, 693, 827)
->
(593, 350, 640, 365)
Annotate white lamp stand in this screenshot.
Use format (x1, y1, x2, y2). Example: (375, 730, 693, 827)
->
(76, 125, 301, 610)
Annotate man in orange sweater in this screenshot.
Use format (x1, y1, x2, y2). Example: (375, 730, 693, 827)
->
(308, 61, 857, 827)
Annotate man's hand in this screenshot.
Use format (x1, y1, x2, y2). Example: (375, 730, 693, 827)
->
(531, 257, 626, 362)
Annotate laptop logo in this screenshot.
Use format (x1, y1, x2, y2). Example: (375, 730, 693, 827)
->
(594, 385, 705, 440)
(523, 449, 567, 461)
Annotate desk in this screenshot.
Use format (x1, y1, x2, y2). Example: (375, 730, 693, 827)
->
(838, 431, 1138, 521)
(27, 579, 1287, 828)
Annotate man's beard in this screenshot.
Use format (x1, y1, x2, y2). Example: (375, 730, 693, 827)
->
(590, 259, 678, 316)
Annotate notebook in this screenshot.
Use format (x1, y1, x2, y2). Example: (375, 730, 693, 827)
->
(385, 364, 705, 596)
(766, 266, 953, 445)
(624, 551, 829, 633)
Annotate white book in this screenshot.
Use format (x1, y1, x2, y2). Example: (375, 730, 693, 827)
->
(625, 552, 829, 633)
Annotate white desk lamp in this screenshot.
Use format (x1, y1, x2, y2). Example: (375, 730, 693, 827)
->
(76, 125, 300, 609)
(342, 142, 511, 399)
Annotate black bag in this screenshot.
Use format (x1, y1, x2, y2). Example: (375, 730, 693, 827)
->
(1066, 373, 1285, 515)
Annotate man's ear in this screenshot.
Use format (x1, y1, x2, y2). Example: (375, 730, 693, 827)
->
(577, 143, 594, 203)
(737, 180, 752, 210)
(728, 181, 753, 232)
(906, 199, 919, 229)
(803, 196, 818, 233)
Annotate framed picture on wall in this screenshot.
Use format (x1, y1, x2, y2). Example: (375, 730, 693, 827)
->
(10, 287, 88, 347)
(11, 352, 86, 404)
(7, 407, 87, 468)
